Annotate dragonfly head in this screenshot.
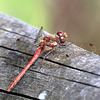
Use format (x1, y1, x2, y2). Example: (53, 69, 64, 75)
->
(57, 31, 68, 43)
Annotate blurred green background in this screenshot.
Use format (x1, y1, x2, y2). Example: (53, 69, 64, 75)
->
(0, 0, 99, 55)
(0, 0, 51, 31)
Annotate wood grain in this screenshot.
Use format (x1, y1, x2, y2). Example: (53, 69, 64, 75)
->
(0, 13, 100, 100)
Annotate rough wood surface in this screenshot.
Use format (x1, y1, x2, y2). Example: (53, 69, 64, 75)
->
(0, 13, 100, 100)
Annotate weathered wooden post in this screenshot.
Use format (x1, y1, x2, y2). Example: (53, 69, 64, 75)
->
(0, 13, 100, 100)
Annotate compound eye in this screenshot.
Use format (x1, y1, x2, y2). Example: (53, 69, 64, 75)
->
(57, 31, 63, 36)
(61, 36, 64, 40)
(63, 32, 68, 39)
(59, 36, 66, 43)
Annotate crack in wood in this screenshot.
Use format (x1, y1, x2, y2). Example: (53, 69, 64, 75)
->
(0, 13, 100, 100)
(8, 64, 50, 83)
(44, 58, 100, 76)
(1, 57, 100, 89)
(0, 89, 40, 100)
(0, 46, 33, 56)
(52, 75, 100, 89)
(0, 27, 34, 40)
(0, 56, 11, 60)
(0, 45, 100, 77)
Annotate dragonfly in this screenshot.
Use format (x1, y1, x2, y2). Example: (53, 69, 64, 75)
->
(8, 26, 96, 92)
(8, 27, 68, 92)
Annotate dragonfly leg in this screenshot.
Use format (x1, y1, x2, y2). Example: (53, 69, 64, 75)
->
(41, 47, 56, 65)
(60, 42, 72, 47)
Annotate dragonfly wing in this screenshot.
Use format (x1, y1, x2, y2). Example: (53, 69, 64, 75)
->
(34, 26, 45, 44)
(15, 26, 45, 53)
(67, 40, 96, 53)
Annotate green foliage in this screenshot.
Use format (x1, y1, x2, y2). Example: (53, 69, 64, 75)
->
(0, 0, 50, 31)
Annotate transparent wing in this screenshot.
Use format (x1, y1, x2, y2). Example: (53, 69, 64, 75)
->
(34, 26, 45, 44)
(68, 41, 96, 53)
(15, 26, 45, 53)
